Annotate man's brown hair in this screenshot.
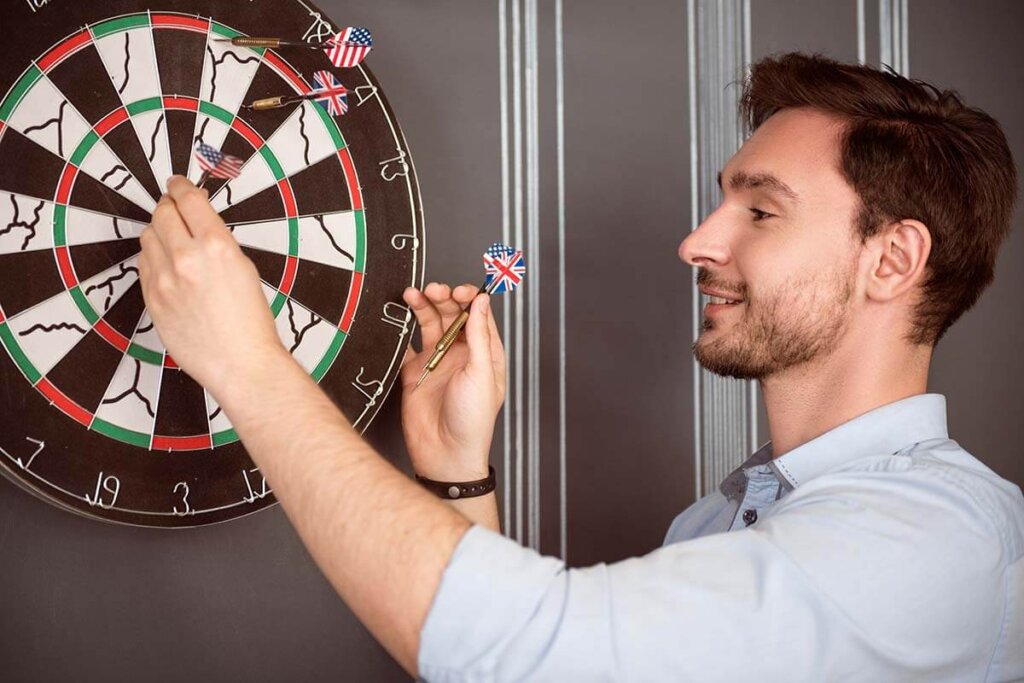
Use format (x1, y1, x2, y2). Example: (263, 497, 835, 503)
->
(740, 52, 1018, 346)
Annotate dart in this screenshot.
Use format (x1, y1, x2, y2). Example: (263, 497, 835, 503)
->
(215, 26, 373, 68)
(242, 71, 349, 116)
(193, 142, 243, 190)
(416, 243, 526, 388)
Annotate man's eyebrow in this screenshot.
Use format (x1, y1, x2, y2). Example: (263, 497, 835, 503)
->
(717, 170, 800, 203)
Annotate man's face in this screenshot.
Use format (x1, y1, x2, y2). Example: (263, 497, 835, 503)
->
(678, 107, 864, 381)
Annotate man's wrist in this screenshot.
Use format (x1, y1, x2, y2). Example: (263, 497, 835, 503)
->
(411, 463, 491, 482)
(212, 345, 305, 421)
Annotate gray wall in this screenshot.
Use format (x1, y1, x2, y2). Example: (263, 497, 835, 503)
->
(2, 1, 1021, 681)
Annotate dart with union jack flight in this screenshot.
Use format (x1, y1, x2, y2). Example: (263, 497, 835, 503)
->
(243, 70, 349, 116)
(415, 243, 527, 388)
(215, 26, 373, 68)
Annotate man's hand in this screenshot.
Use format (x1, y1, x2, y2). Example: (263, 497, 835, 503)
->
(138, 176, 289, 398)
(400, 283, 506, 483)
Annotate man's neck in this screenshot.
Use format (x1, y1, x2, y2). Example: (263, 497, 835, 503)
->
(759, 335, 932, 459)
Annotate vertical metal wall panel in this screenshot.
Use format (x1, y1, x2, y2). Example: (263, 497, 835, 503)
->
(690, 0, 757, 499)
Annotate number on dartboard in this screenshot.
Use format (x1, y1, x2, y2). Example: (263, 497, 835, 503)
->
(0, 2, 423, 527)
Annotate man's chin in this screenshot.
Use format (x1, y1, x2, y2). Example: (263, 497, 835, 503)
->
(692, 343, 766, 381)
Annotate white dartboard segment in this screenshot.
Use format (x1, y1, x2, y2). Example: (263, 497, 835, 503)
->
(64, 206, 145, 247)
(5, 290, 91, 378)
(130, 311, 167, 358)
(0, 192, 55, 254)
(94, 354, 162, 437)
(263, 101, 338, 177)
(199, 38, 263, 111)
(274, 297, 337, 374)
(78, 256, 140, 319)
(297, 213, 357, 270)
(229, 218, 289, 255)
(7, 76, 92, 159)
(92, 26, 164, 104)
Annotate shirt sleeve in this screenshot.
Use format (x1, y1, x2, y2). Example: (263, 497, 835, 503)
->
(418, 466, 1008, 682)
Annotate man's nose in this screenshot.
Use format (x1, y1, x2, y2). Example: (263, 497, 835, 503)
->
(678, 217, 730, 268)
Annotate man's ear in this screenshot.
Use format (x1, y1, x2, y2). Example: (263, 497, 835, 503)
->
(864, 219, 931, 303)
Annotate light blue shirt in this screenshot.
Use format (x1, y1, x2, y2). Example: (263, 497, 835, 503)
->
(418, 394, 1024, 682)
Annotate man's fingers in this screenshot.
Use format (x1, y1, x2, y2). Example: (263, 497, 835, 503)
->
(452, 283, 480, 306)
(425, 282, 463, 326)
(404, 286, 444, 349)
(484, 295, 506, 388)
(151, 195, 194, 253)
(166, 175, 225, 240)
(464, 294, 492, 379)
(138, 226, 172, 299)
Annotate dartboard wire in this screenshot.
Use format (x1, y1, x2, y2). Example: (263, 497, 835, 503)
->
(348, 63, 423, 429)
(23, 59, 156, 215)
(184, 20, 267, 184)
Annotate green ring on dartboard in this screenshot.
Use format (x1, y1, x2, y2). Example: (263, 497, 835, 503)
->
(0, 3, 423, 527)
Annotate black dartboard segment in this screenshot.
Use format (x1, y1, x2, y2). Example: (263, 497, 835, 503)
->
(0, 2, 423, 527)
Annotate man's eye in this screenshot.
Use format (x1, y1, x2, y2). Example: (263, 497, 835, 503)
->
(750, 208, 774, 222)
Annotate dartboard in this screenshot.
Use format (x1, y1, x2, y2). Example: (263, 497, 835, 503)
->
(0, 1, 423, 527)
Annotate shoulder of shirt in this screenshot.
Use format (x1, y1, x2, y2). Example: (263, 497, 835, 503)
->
(772, 437, 1024, 560)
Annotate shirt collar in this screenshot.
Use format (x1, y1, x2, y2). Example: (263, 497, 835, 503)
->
(719, 393, 949, 500)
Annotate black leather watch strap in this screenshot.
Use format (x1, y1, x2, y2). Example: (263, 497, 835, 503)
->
(415, 466, 496, 500)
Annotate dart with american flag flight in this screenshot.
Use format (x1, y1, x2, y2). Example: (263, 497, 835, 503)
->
(242, 70, 349, 116)
(214, 26, 372, 68)
(193, 142, 244, 190)
(415, 243, 526, 388)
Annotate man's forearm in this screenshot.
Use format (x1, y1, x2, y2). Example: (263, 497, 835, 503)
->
(447, 494, 500, 532)
(216, 349, 470, 677)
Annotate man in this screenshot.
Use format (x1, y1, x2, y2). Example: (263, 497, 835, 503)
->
(139, 53, 1023, 680)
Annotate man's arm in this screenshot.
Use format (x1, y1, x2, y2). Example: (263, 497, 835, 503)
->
(138, 178, 504, 676)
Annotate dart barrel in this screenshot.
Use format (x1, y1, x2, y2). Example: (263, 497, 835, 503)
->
(231, 36, 282, 48)
(250, 96, 287, 111)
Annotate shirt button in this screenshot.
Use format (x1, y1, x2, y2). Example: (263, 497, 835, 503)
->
(742, 508, 758, 526)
